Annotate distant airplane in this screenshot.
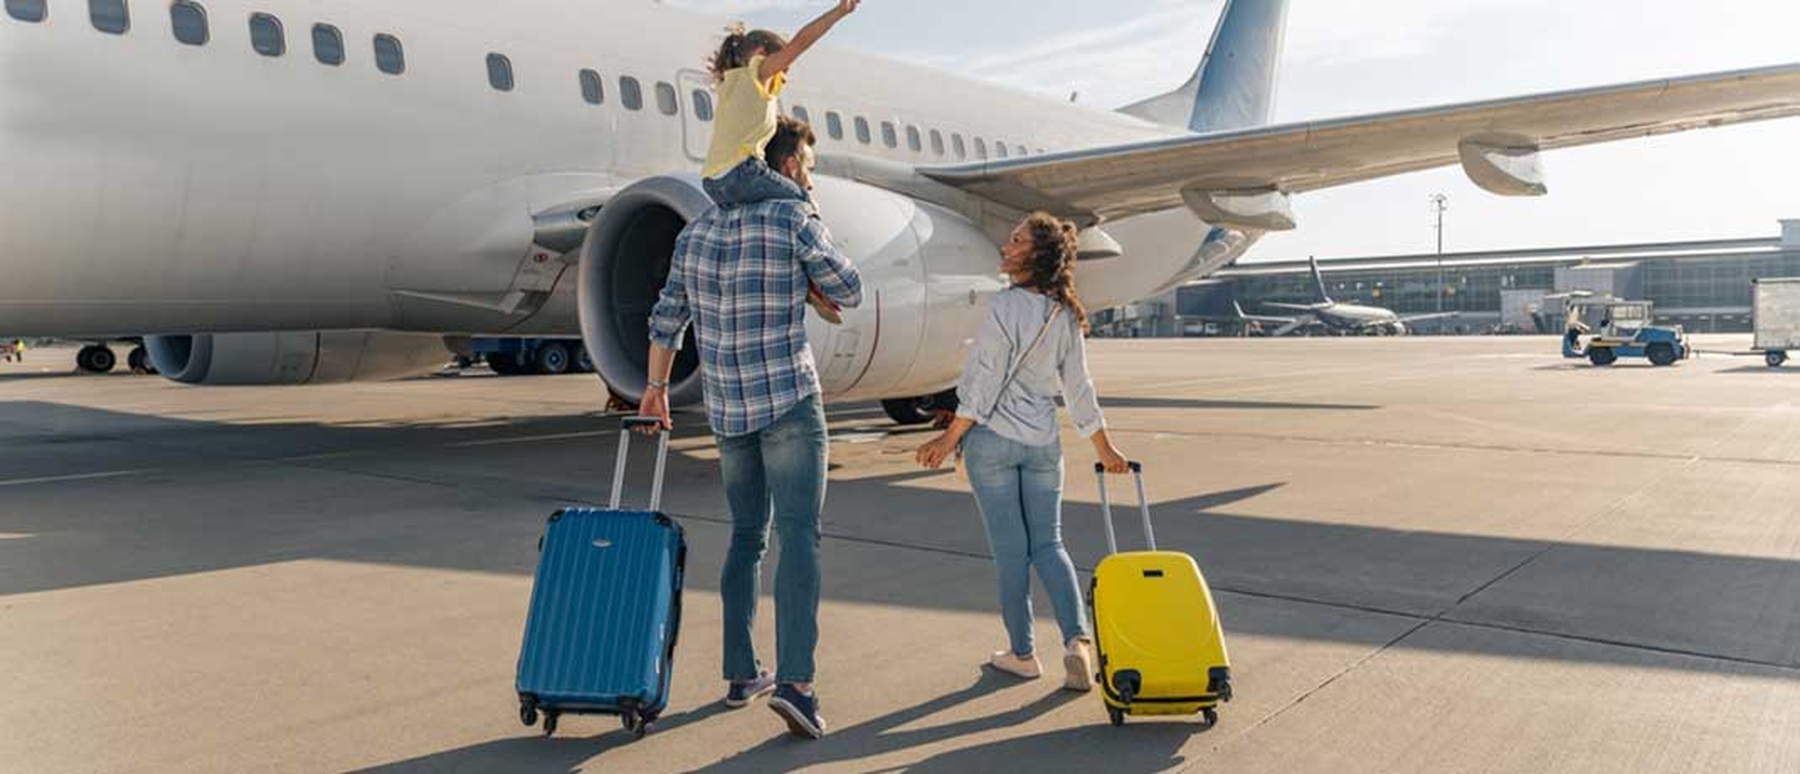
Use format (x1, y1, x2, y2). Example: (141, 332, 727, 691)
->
(1238, 258, 1461, 336)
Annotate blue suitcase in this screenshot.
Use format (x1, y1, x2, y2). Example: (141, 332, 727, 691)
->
(516, 417, 685, 739)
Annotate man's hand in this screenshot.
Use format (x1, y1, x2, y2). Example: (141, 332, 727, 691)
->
(837, 0, 861, 17)
(637, 387, 672, 435)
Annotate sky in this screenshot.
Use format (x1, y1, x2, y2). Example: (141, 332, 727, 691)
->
(664, 0, 1800, 263)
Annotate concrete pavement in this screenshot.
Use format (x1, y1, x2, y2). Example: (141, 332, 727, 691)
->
(4, 336, 1800, 772)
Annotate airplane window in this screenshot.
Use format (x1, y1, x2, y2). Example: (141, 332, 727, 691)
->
(691, 89, 713, 122)
(488, 54, 515, 92)
(619, 77, 643, 110)
(906, 126, 922, 153)
(655, 82, 678, 116)
(973, 138, 988, 160)
(853, 117, 871, 145)
(825, 112, 843, 140)
(951, 133, 966, 160)
(929, 129, 945, 157)
(5, 0, 47, 23)
(311, 24, 343, 65)
(89, 0, 128, 34)
(579, 69, 604, 105)
(791, 105, 810, 124)
(880, 121, 897, 148)
(995, 142, 1009, 159)
(374, 34, 404, 75)
(249, 13, 284, 57)
(169, 1, 207, 46)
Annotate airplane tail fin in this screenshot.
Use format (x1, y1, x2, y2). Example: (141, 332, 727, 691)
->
(1308, 256, 1332, 303)
(1117, 0, 1290, 133)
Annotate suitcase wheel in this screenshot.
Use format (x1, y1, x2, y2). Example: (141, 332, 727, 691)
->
(621, 710, 649, 739)
(1201, 707, 1218, 729)
(519, 702, 539, 728)
(1108, 707, 1126, 727)
(542, 711, 560, 737)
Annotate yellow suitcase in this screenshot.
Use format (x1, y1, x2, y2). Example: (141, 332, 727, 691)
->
(1089, 462, 1233, 728)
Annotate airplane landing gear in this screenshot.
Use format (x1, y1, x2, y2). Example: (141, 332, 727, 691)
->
(77, 345, 118, 374)
(128, 345, 157, 375)
(882, 389, 960, 426)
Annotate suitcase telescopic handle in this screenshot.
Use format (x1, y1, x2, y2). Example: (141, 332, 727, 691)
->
(611, 416, 670, 512)
(1095, 461, 1154, 554)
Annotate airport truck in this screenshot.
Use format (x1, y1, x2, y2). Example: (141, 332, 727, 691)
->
(1560, 297, 1689, 367)
(449, 337, 592, 376)
(1751, 278, 1800, 367)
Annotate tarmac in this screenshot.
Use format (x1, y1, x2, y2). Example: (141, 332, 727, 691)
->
(4, 335, 1800, 773)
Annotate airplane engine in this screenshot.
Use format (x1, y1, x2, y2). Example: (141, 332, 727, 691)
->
(144, 332, 451, 385)
(577, 174, 1003, 409)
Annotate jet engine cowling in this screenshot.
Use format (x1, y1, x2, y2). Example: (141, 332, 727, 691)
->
(144, 331, 451, 385)
(576, 174, 1006, 410)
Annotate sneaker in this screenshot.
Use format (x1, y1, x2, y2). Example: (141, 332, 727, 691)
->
(989, 650, 1043, 679)
(724, 671, 777, 709)
(768, 684, 828, 739)
(1062, 637, 1095, 692)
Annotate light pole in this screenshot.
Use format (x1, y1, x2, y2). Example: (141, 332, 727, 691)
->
(1430, 193, 1449, 322)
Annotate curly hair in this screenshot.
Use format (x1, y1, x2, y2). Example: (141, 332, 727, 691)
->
(708, 24, 788, 82)
(1017, 212, 1089, 333)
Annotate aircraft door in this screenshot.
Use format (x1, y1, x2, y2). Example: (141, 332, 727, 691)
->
(677, 70, 714, 163)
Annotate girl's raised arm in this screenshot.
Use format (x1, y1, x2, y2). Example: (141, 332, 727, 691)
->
(759, 0, 861, 82)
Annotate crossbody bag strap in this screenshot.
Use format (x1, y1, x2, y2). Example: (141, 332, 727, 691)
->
(977, 301, 1063, 424)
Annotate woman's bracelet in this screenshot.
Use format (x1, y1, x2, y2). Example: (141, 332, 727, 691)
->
(646, 378, 669, 390)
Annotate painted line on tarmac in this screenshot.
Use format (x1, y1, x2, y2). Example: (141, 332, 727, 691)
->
(443, 429, 621, 448)
(0, 469, 160, 488)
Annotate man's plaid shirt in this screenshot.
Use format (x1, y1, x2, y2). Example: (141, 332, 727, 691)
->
(648, 200, 863, 437)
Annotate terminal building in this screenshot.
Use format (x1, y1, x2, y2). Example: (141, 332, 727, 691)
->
(1095, 219, 1800, 337)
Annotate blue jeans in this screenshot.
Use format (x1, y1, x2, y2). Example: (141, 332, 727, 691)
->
(703, 157, 808, 207)
(962, 425, 1089, 657)
(717, 394, 828, 684)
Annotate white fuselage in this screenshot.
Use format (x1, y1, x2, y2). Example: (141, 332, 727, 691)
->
(0, 0, 1252, 398)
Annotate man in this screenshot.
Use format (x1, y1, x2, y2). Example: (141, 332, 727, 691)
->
(639, 117, 861, 740)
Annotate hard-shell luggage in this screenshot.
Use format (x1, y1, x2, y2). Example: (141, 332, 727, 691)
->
(1089, 462, 1233, 728)
(516, 417, 685, 739)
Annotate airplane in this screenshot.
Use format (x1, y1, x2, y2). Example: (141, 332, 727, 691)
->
(1236, 257, 1461, 336)
(3, 0, 1799, 425)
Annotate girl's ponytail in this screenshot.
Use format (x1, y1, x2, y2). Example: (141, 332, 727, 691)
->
(707, 25, 788, 83)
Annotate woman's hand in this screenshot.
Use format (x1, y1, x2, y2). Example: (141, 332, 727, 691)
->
(916, 434, 958, 469)
(1096, 443, 1130, 475)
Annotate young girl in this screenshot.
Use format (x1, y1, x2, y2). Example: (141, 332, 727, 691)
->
(702, 0, 860, 207)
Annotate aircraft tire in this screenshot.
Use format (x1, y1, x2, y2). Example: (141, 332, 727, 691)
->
(78, 345, 117, 374)
(881, 397, 935, 426)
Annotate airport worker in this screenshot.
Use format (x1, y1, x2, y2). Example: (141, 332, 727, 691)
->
(11, 338, 23, 363)
(914, 212, 1131, 692)
(639, 117, 862, 740)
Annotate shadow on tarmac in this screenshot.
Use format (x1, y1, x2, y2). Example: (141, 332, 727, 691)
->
(351, 671, 1194, 774)
(6, 401, 1800, 674)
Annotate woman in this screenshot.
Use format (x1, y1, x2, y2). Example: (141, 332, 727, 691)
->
(916, 212, 1130, 691)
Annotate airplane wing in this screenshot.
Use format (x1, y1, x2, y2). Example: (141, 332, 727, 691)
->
(1394, 311, 1462, 325)
(1270, 318, 1314, 337)
(1261, 302, 1321, 313)
(921, 64, 1800, 222)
